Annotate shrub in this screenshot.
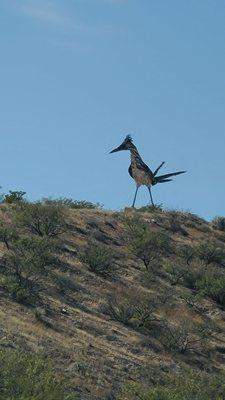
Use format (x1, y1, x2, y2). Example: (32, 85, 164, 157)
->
(134, 294, 159, 331)
(80, 240, 116, 276)
(177, 244, 195, 265)
(197, 270, 225, 308)
(0, 348, 73, 399)
(105, 286, 136, 324)
(212, 216, 225, 232)
(3, 275, 33, 304)
(196, 240, 225, 267)
(43, 197, 102, 209)
(165, 246, 196, 286)
(164, 260, 188, 286)
(34, 307, 56, 328)
(54, 272, 81, 294)
(182, 292, 207, 315)
(159, 320, 210, 354)
(182, 265, 205, 290)
(118, 370, 225, 400)
(125, 217, 171, 271)
(137, 204, 163, 213)
(104, 287, 159, 329)
(4, 190, 26, 203)
(15, 202, 66, 237)
(167, 211, 188, 236)
(0, 221, 18, 249)
(4, 236, 58, 303)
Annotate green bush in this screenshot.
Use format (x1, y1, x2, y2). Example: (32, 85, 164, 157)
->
(15, 202, 66, 237)
(0, 221, 18, 249)
(118, 370, 225, 400)
(177, 244, 195, 265)
(136, 204, 163, 213)
(104, 287, 159, 329)
(80, 240, 115, 276)
(182, 263, 225, 307)
(196, 240, 225, 267)
(182, 264, 206, 290)
(167, 211, 188, 236)
(43, 197, 102, 209)
(4, 190, 26, 204)
(105, 286, 136, 324)
(125, 217, 171, 271)
(4, 236, 59, 303)
(197, 270, 225, 308)
(159, 320, 210, 354)
(3, 275, 33, 304)
(0, 348, 74, 399)
(54, 272, 81, 294)
(164, 260, 188, 285)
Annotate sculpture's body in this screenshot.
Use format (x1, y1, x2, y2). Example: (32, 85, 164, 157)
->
(110, 135, 186, 207)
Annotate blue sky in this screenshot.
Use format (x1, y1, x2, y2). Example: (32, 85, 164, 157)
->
(0, 0, 225, 219)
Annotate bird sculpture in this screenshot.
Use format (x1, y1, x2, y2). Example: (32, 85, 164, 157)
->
(110, 135, 186, 207)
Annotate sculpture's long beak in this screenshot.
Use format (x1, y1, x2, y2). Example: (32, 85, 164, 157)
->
(109, 144, 125, 154)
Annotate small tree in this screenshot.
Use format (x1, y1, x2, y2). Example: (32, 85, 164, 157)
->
(15, 202, 66, 237)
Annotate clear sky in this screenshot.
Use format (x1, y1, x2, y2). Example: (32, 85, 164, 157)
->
(0, 0, 225, 219)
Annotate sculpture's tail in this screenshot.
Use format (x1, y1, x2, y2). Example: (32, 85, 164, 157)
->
(153, 170, 186, 185)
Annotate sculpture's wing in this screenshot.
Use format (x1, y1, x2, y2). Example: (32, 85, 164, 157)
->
(128, 165, 133, 178)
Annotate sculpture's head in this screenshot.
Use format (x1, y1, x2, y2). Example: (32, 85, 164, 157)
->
(110, 135, 134, 153)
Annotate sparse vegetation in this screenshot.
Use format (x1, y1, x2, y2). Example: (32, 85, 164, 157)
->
(0, 200, 225, 399)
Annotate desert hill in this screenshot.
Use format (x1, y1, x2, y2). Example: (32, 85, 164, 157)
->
(1, 197, 225, 399)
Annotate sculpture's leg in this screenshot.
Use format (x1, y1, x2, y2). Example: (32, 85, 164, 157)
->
(132, 187, 139, 207)
(148, 186, 155, 207)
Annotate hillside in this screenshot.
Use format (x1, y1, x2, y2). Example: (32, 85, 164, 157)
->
(1, 199, 225, 399)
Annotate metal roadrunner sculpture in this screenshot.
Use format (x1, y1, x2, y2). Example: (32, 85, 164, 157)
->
(110, 135, 186, 207)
